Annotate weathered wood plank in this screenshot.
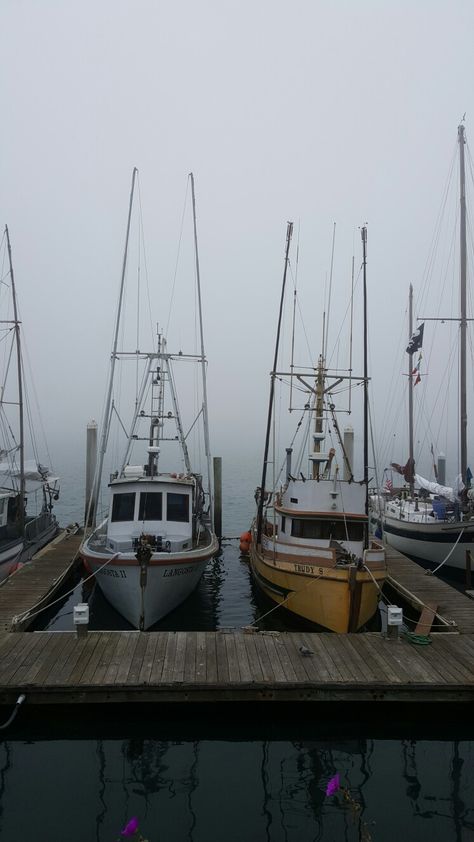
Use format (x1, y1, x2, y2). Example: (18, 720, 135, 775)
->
(243, 633, 265, 682)
(233, 632, 252, 682)
(215, 632, 230, 683)
(204, 632, 217, 683)
(127, 633, 149, 685)
(161, 633, 178, 683)
(139, 633, 160, 685)
(415, 603, 438, 635)
(149, 633, 169, 684)
(195, 631, 207, 682)
(224, 632, 240, 682)
(183, 632, 197, 683)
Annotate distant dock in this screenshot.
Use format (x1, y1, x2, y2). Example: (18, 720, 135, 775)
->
(0, 535, 473, 706)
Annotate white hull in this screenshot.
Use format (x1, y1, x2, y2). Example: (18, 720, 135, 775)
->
(378, 514, 474, 570)
(82, 533, 219, 629)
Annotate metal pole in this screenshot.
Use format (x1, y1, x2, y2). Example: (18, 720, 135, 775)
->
(94, 167, 138, 502)
(361, 226, 369, 546)
(256, 222, 293, 546)
(5, 226, 24, 536)
(408, 283, 415, 497)
(190, 173, 214, 529)
(458, 124, 468, 486)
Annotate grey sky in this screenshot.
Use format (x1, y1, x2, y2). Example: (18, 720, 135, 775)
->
(1, 0, 473, 488)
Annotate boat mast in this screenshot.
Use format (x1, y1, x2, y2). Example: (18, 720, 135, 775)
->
(361, 226, 369, 541)
(256, 221, 293, 547)
(93, 168, 138, 514)
(408, 283, 415, 496)
(190, 173, 214, 527)
(458, 123, 468, 486)
(5, 226, 25, 535)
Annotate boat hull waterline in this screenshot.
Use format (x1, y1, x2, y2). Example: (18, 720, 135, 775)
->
(81, 533, 219, 629)
(249, 539, 386, 633)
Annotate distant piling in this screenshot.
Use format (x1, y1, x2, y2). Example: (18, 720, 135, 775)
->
(85, 420, 98, 528)
(213, 456, 222, 541)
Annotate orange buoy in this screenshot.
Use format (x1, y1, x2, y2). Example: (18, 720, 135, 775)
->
(239, 530, 252, 554)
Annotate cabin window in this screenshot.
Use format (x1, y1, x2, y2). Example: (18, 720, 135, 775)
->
(291, 518, 364, 541)
(167, 492, 190, 522)
(111, 492, 136, 522)
(280, 516, 286, 533)
(139, 492, 162, 521)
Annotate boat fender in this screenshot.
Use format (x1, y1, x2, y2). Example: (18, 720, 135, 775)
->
(239, 530, 252, 554)
(82, 558, 93, 575)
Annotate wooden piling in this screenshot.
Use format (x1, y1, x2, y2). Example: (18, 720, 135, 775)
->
(85, 420, 98, 528)
(213, 456, 222, 540)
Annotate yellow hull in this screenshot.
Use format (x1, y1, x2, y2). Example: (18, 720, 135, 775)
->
(249, 543, 386, 633)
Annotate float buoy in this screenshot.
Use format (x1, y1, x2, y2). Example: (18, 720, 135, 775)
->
(239, 530, 252, 554)
(82, 558, 93, 575)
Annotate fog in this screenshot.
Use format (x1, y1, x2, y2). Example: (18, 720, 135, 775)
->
(1, 0, 473, 499)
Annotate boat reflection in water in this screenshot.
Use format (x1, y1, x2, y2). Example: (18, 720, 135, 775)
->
(0, 717, 473, 841)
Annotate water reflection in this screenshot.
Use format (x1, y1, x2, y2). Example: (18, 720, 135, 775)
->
(2, 733, 472, 841)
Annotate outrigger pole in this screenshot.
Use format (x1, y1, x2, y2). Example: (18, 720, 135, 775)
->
(256, 221, 293, 547)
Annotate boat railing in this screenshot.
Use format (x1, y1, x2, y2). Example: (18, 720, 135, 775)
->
(24, 511, 56, 543)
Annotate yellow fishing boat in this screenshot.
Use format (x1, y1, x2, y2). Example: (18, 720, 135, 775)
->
(249, 223, 387, 632)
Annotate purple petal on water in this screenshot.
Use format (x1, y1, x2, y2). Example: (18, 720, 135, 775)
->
(121, 817, 139, 836)
(325, 773, 340, 796)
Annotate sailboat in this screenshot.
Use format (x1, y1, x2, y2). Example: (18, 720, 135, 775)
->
(249, 223, 387, 633)
(0, 227, 60, 583)
(371, 123, 474, 571)
(80, 170, 219, 630)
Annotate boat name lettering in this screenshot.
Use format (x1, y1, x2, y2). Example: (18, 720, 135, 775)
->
(163, 565, 194, 578)
(98, 567, 127, 578)
(294, 563, 322, 575)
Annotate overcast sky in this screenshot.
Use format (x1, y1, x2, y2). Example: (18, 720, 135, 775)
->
(1, 0, 474, 491)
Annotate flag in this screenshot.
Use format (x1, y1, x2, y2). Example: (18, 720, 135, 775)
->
(406, 322, 424, 355)
(384, 478, 393, 493)
(412, 351, 422, 385)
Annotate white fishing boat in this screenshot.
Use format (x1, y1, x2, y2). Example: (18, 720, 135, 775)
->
(371, 123, 474, 571)
(249, 224, 386, 633)
(81, 170, 218, 629)
(0, 227, 59, 583)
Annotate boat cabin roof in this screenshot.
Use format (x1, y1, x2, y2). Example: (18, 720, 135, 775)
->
(109, 471, 194, 489)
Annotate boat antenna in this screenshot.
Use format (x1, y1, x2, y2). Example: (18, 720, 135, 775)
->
(458, 122, 468, 486)
(348, 252, 355, 413)
(323, 222, 336, 362)
(190, 172, 214, 527)
(5, 226, 24, 536)
(361, 225, 369, 546)
(256, 221, 293, 547)
(93, 167, 138, 520)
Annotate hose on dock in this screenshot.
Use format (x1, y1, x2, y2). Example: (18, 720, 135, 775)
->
(402, 631, 432, 646)
(0, 694, 26, 730)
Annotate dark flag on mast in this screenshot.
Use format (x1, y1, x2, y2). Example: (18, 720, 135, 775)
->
(406, 322, 424, 354)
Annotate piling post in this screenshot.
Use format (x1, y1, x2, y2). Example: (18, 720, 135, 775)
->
(213, 456, 222, 541)
(85, 420, 98, 528)
(466, 549, 472, 591)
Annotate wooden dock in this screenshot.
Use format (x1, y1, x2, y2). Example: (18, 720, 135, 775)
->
(386, 545, 474, 633)
(0, 529, 83, 632)
(0, 628, 473, 705)
(0, 536, 472, 706)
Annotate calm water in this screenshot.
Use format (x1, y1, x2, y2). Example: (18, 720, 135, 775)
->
(3, 453, 474, 840)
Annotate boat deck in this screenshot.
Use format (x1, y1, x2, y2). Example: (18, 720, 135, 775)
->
(0, 628, 474, 705)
